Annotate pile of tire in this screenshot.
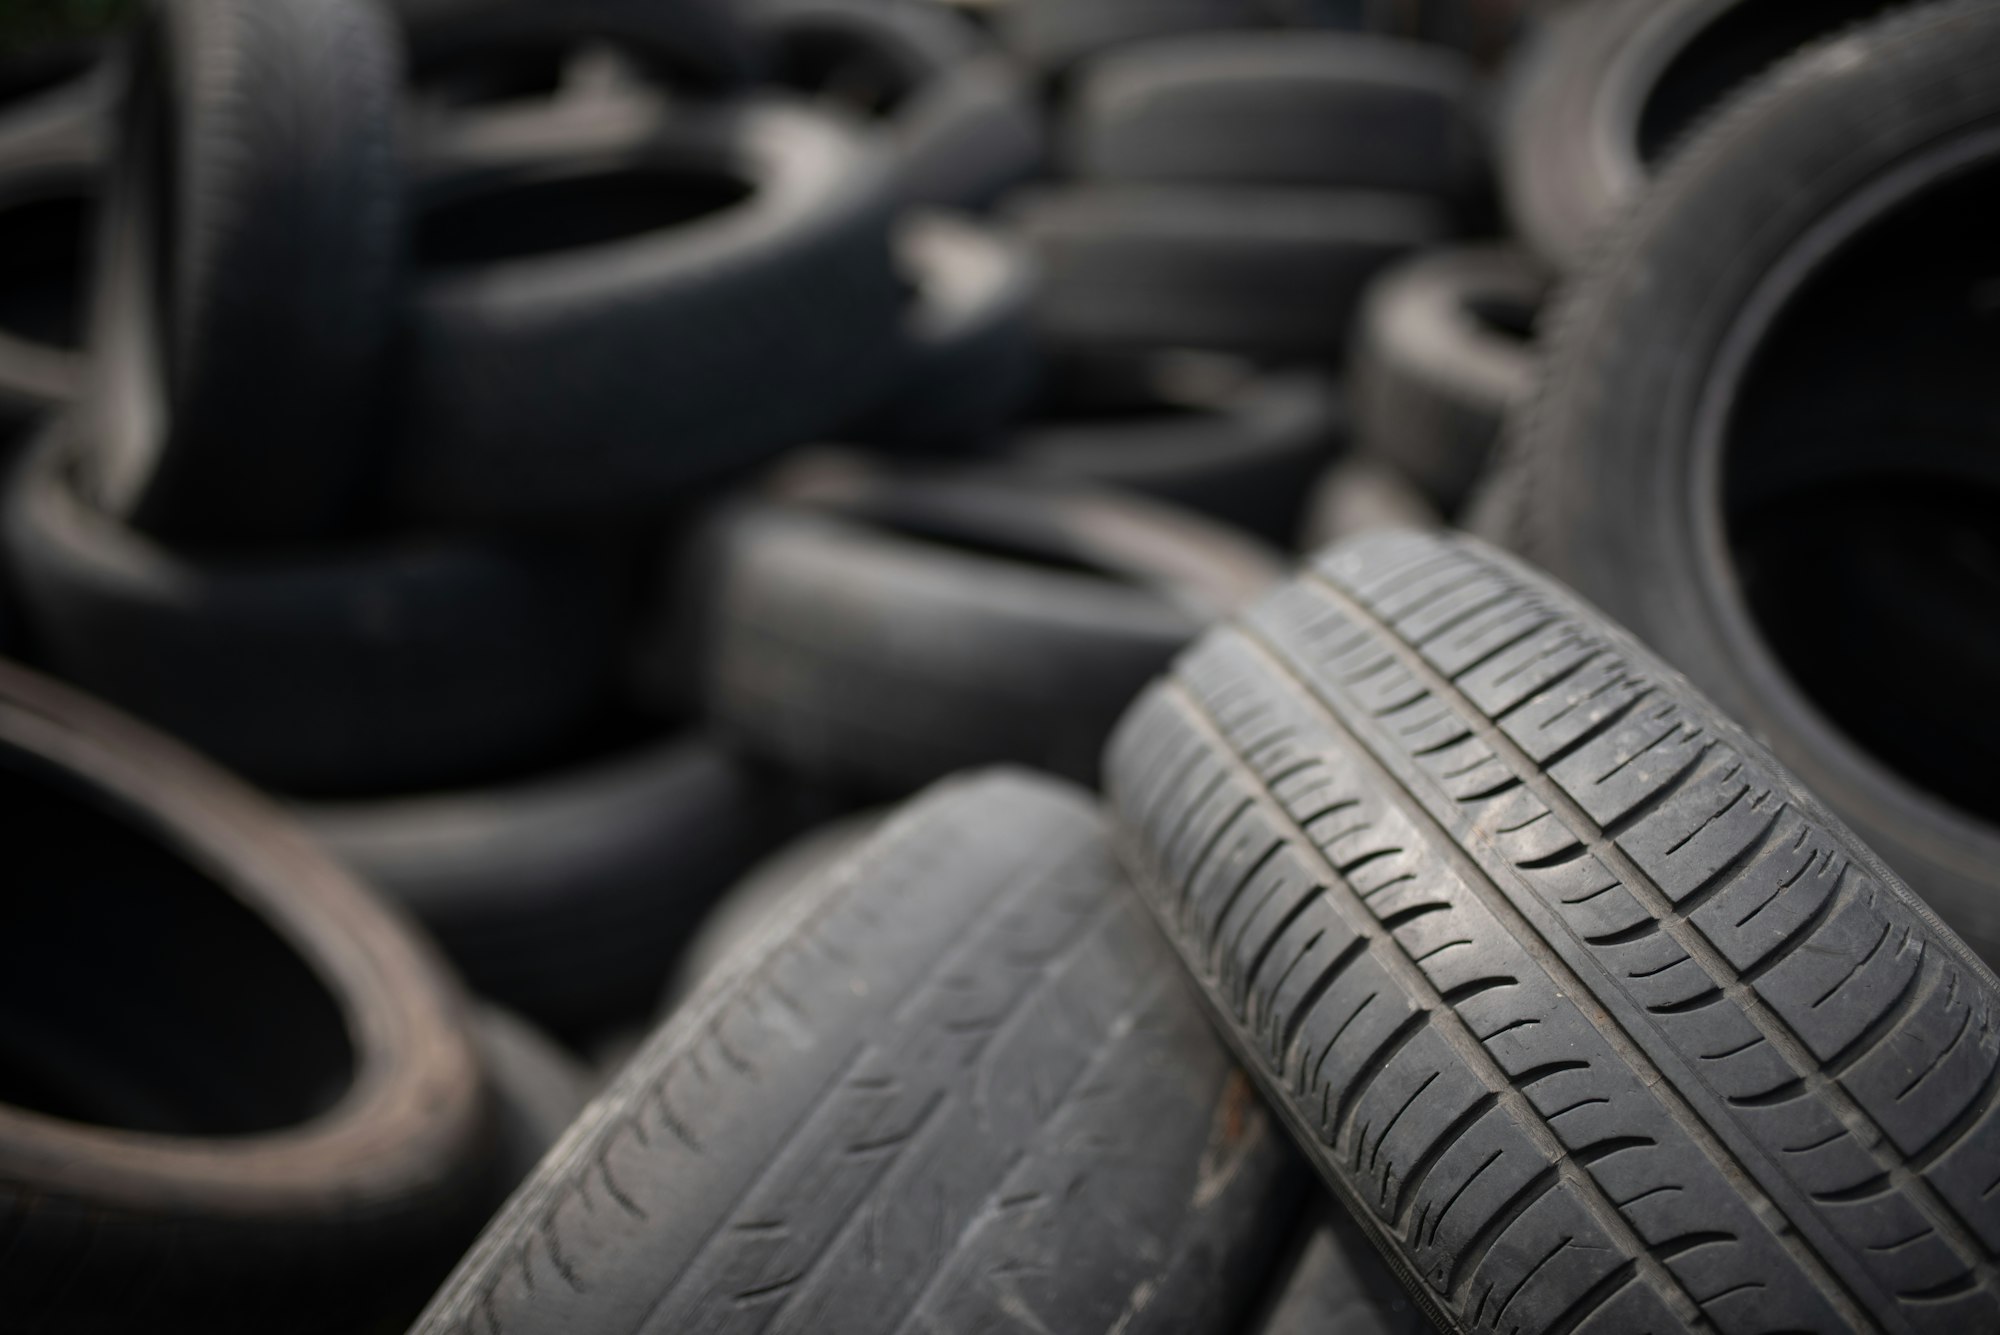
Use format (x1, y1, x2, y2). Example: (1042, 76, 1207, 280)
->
(0, 0, 1991, 1330)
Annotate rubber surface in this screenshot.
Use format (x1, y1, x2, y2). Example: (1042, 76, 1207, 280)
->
(0, 658, 496, 1332)
(696, 460, 1281, 794)
(1108, 528, 2000, 1333)
(1018, 183, 1448, 360)
(1250, 1203, 1434, 1334)
(83, 0, 404, 543)
(999, 0, 1265, 75)
(478, 1007, 593, 1188)
(412, 769, 1306, 1334)
(1297, 456, 1441, 553)
(391, 0, 757, 90)
(6, 426, 624, 796)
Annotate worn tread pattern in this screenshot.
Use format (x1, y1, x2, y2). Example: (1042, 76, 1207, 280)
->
(413, 770, 1301, 1335)
(1107, 530, 2000, 1333)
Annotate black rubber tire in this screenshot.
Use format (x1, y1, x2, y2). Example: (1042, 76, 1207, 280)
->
(1016, 183, 1449, 360)
(1497, 0, 1904, 272)
(0, 658, 497, 1333)
(1296, 456, 1441, 553)
(661, 807, 889, 1008)
(692, 458, 1281, 795)
(476, 1007, 592, 1189)
(390, 0, 757, 90)
(4, 425, 624, 796)
(999, 0, 1266, 76)
(1504, 0, 2000, 970)
(412, 769, 1306, 1335)
(1011, 360, 1344, 544)
(1069, 31, 1482, 201)
(390, 96, 907, 525)
(1353, 245, 1543, 512)
(1250, 1203, 1434, 1335)
(301, 736, 808, 1036)
(80, 0, 404, 544)
(0, 53, 104, 430)
(751, 0, 1042, 207)
(843, 211, 1039, 453)
(1107, 527, 2000, 1333)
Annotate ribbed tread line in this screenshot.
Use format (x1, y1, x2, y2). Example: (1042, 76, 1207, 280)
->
(1145, 680, 1710, 1331)
(1299, 544, 2000, 1308)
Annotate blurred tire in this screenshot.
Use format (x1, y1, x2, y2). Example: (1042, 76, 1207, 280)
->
(476, 1007, 591, 1187)
(1296, 456, 1439, 552)
(390, 0, 757, 90)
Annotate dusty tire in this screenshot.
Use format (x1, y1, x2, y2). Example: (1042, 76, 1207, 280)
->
(0, 659, 497, 1333)
(392, 97, 906, 524)
(1504, 0, 2000, 968)
(81, 0, 404, 543)
(1498, 0, 1902, 271)
(1108, 527, 2000, 1332)
(1353, 245, 1543, 511)
(694, 460, 1280, 794)
(413, 769, 1305, 1334)
(1012, 361, 1344, 544)
(1070, 31, 1482, 200)
(302, 736, 808, 1035)
(4, 426, 624, 796)
(1017, 183, 1448, 360)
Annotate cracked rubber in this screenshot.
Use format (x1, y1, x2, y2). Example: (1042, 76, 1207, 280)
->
(1106, 528, 2000, 1334)
(411, 769, 1305, 1334)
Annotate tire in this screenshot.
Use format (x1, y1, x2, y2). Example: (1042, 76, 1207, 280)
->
(0, 51, 105, 431)
(1016, 183, 1449, 359)
(301, 736, 809, 1035)
(1505, 0, 2000, 969)
(1011, 360, 1344, 544)
(80, 0, 404, 544)
(390, 97, 907, 525)
(843, 212, 1039, 453)
(412, 769, 1306, 1334)
(1297, 456, 1440, 553)
(4, 425, 625, 796)
(1250, 1204, 1434, 1335)
(999, 0, 1266, 76)
(0, 658, 496, 1333)
(1069, 31, 1482, 201)
(694, 459, 1280, 795)
(893, 54, 1044, 210)
(1498, 0, 1903, 271)
(1353, 245, 1543, 511)
(1107, 527, 2000, 1333)
(390, 0, 756, 90)
(476, 1007, 592, 1188)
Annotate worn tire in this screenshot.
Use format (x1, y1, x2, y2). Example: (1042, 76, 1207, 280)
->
(1353, 245, 1543, 511)
(1296, 456, 1440, 552)
(1505, 0, 2000, 969)
(1012, 360, 1343, 544)
(1017, 183, 1448, 360)
(1070, 31, 1482, 200)
(1108, 527, 2000, 1333)
(81, 0, 403, 543)
(413, 769, 1305, 1334)
(0, 659, 497, 1333)
(695, 460, 1280, 795)
(1498, 0, 1902, 271)
(5, 426, 624, 796)
(391, 96, 906, 525)
(302, 736, 807, 1035)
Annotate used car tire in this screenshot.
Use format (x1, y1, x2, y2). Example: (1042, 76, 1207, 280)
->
(1070, 31, 1483, 202)
(1017, 183, 1449, 360)
(1353, 244, 1543, 511)
(1297, 456, 1440, 552)
(1505, 0, 2000, 969)
(81, 0, 404, 544)
(1108, 527, 2000, 1332)
(0, 658, 497, 1332)
(303, 735, 810, 1036)
(412, 769, 1306, 1334)
(1011, 357, 1344, 544)
(5, 425, 625, 796)
(391, 96, 907, 525)
(693, 460, 1281, 795)
(1498, 0, 1903, 271)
